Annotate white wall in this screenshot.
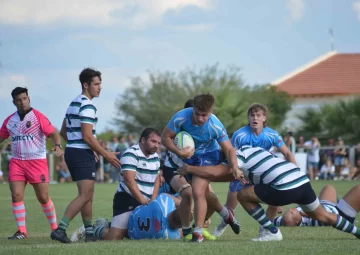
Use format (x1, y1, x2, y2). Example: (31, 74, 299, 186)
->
(282, 95, 356, 131)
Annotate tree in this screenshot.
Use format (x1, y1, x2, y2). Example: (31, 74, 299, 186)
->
(297, 97, 360, 143)
(113, 64, 293, 134)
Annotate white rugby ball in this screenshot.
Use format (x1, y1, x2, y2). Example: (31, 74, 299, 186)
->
(174, 131, 195, 150)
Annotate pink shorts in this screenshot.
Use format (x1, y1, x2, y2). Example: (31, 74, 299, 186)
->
(8, 158, 49, 183)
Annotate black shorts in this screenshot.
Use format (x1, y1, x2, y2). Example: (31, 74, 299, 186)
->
(65, 147, 96, 181)
(162, 165, 187, 194)
(254, 182, 317, 207)
(113, 191, 141, 217)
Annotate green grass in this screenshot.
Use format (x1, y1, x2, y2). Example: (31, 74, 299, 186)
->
(0, 181, 359, 255)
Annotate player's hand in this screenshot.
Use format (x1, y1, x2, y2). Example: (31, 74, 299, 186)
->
(179, 146, 194, 159)
(51, 146, 63, 157)
(141, 199, 150, 205)
(233, 169, 248, 185)
(105, 152, 121, 168)
(178, 163, 190, 176)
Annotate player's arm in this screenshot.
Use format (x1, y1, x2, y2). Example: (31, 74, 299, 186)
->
(82, 123, 120, 168)
(123, 170, 149, 205)
(161, 127, 193, 159)
(48, 130, 63, 157)
(150, 173, 161, 201)
(179, 163, 231, 179)
(0, 118, 10, 145)
(0, 136, 6, 145)
(60, 119, 68, 142)
(219, 140, 242, 179)
(278, 145, 297, 165)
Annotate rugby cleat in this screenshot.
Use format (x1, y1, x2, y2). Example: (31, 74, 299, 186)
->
(191, 232, 204, 243)
(203, 229, 216, 240)
(51, 228, 71, 243)
(223, 208, 241, 235)
(251, 229, 283, 242)
(213, 219, 228, 237)
(8, 230, 28, 240)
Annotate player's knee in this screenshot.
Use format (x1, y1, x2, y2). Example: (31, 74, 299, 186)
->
(179, 185, 192, 200)
(37, 194, 49, 204)
(11, 191, 24, 202)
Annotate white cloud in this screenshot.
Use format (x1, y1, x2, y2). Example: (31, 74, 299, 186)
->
(353, 0, 360, 21)
(168, 23, 216, 31)
(0, 0, 212, 28)
(286, 0, 305, 21)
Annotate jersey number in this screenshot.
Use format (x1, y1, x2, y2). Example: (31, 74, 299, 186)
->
(137, 217, 150, 232)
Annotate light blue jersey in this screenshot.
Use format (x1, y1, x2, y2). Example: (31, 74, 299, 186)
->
(166, 108, 228, 156)
(128, 194, 180, 240)
(231, 126, 285, 150)
(229, 125, 285, 192)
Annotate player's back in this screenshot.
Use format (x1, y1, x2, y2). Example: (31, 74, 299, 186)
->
(231, 126, 284, 150)
(236, 146, 308, 190)
(127, 194, 180, 239)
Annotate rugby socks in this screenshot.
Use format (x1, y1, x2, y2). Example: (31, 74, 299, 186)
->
(83, 219, 94, 236)
(182, 225, 192, 236)
(248, 205, 278, 234)
(58, 216, 70, 231)
(219, 206, 230, 220)
(193, 226, 203, 235)
(12, 201, 27, 234)
(273, 216, 283, 226)
(41, 199, 57, 231)
(333, 215, 360, 238)
(94, 226, 105, 239)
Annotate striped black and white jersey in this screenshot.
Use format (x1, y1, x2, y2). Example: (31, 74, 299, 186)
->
(64, 95, 97, 149)
(117, 144, 160, 200)
(237, 146, 309, 190)
(163, 151, 183, 169)
(274, 201, 339, 227)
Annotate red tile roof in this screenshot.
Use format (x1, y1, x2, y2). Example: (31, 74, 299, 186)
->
(273, 52, 360, 96)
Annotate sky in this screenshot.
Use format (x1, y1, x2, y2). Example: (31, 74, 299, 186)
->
(1, 0, 360, 133)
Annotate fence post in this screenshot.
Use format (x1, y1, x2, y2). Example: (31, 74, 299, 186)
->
(48, 152, 57, 184)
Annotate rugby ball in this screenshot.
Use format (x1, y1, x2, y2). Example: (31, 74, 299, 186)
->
(174, 131, 195, 150)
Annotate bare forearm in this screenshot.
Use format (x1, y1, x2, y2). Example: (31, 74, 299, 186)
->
(162, 136, 181, 156)
(226, 148, 238, 172)
(285, 152, 297, 165)
(151, 175, 160, 200)
(60, 130, 68, 142)
(125, 178, 146, 204)
(83, 135, 107, 157)
(49, 132, 61, 145)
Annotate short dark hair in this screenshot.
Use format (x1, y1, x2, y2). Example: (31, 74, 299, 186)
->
(79, 68, 102, 88)
(11, 87, 28, 100)
(193, 93, 215, 112)
(184, 99, 194, 109)
(139, 127, 161, 143)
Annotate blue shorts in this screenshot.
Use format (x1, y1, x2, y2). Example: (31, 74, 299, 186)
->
(307, 161, 319, 169)
(229, 180, 252, 192)
(184, 150, 222, 180)
(58, 170, 71, 179)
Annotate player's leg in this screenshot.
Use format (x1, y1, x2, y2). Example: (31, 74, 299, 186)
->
(237, 184, 284, 241)
(96, 213, 130, 240)
(191, 175, 210, 242)
(8, 158, 28, 240)
(307, 162, 314, 180)
(29, 159, 58, 232)
(163, 165, 193, 240)
(318, 184, 337, 204)
(52, 148, 96, 243)
(340, 184, 360, 212)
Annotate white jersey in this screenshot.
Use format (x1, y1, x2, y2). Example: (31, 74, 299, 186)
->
(163, 151, 183, 169)
(65, 95, 97, 149)
(237, 146, 309, 190)
(117, 144, 160, 199)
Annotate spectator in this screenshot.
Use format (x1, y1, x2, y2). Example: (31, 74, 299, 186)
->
(296, 136, 305, 152)
(333, 137, 347, 178)
(351, 159, 360, 180)
(126, 134, 135, 147)
(319, 158, 335, 180)
(110, 136, 119, 152)
(340, 158, 352, 180)
(304, 136, 321, 180)
(284, 131, 296, 155)
(56, 156, 72, 183)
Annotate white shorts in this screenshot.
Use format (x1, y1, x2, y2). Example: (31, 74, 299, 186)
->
(0, 170, 3, 177)
(111, 211, 132, 229)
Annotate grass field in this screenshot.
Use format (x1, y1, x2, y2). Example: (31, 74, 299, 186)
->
(0, 181, 359, 255)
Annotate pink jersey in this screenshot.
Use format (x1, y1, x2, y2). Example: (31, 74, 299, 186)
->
(0, 109, 55, 160)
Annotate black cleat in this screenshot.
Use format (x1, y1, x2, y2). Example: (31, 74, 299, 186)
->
(224, 208, 241, 235)
(8, 230, 28, 240)
(85, 234, 98, 242)
(51, 228, 71, 243)
(191, 232, 204, 243)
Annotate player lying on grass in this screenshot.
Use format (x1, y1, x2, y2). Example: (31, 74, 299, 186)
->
(178, 146, 360, 241)
(70, 193, 193, 241)
(273, 184, 360, 227)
